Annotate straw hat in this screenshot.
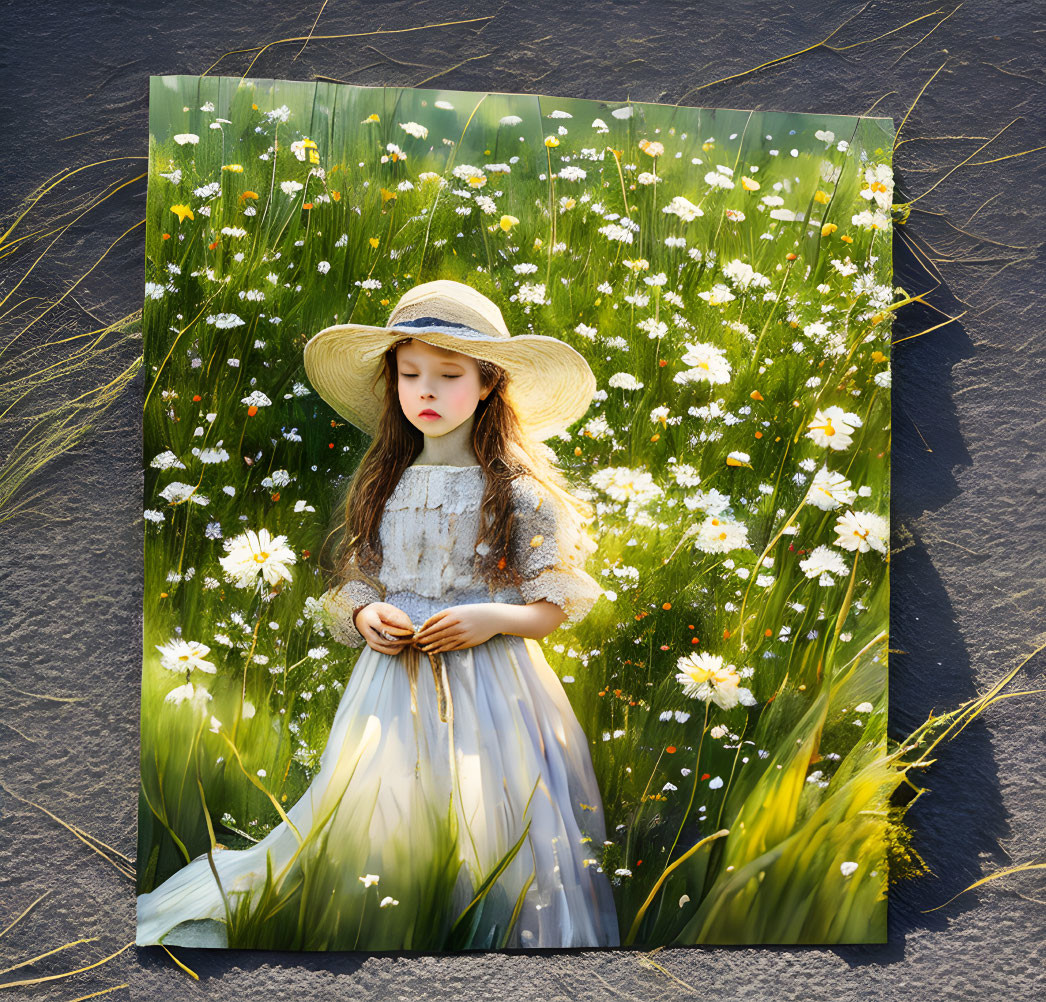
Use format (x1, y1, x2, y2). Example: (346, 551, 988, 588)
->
(302, 280, 596, 442)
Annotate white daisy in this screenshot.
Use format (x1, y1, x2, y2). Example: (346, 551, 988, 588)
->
(155, 637, 217, 675)
(805, 465, 857, 510)
(219, 527, 297, 589)
(676, 652, 756, 710)
(833, 509, 889, 554)
(798, 544, 849, 583)
(806, 405, 863, 450)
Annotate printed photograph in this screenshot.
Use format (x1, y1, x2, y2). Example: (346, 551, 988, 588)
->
(137, 75, 893, 951)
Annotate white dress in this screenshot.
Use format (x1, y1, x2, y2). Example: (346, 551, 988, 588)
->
(136, 464, 620, 951)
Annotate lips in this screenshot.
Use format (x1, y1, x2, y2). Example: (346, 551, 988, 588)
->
(419, 409, 441, 418)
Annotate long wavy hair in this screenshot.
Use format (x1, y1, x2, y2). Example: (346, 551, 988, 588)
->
(319, 337, 596, 599)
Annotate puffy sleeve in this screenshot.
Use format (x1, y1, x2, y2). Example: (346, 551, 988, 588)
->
(509, 476, 605, 626)
(318, 552, 384, 649)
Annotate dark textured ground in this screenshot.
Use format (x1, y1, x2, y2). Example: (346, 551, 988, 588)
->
(1, 1, 1044, 999)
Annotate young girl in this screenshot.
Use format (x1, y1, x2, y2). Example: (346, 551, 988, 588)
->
(136, 280, 620, 951)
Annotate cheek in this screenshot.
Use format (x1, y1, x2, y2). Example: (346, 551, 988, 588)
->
(445, 380, 479, 412)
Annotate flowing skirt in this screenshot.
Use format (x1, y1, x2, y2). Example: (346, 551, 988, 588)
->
(136, 632, 620, 950)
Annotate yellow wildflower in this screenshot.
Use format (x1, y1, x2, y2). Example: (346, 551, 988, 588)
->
(170, 204, 194, 223)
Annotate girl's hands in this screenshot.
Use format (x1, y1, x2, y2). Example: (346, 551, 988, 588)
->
(412, 604, 502, 653)
(355, 602, 416, 655)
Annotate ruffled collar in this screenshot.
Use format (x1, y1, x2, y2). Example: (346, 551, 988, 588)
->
(403, 463, 483, 471)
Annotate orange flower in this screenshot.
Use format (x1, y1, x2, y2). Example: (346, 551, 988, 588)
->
(247, 405, 258, 416)
(666, 746, 676, 754)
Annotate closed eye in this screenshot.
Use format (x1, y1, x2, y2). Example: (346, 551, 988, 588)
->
(401, 373, 462, 379)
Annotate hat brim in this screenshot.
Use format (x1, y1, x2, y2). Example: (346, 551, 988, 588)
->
(303, 322, 597, 442)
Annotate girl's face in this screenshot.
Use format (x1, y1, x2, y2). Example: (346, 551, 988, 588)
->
(395, 339, 490, 437)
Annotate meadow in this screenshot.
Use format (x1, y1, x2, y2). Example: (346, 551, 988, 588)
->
(139, 74, 895, 947)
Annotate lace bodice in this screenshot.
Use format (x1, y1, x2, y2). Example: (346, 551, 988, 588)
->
(318, 465, 605, 647)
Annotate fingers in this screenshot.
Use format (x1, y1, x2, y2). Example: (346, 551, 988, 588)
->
(365, 626, 413, 655)
(367, 638, 403, 655)
(420, 631, 465, 653)
(412, 612, 445, 640)
(381, 609, 414, 630)
(379, 623, 415, 638)
(413, 613, 457, 644)
(417, 625, 460, 648)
